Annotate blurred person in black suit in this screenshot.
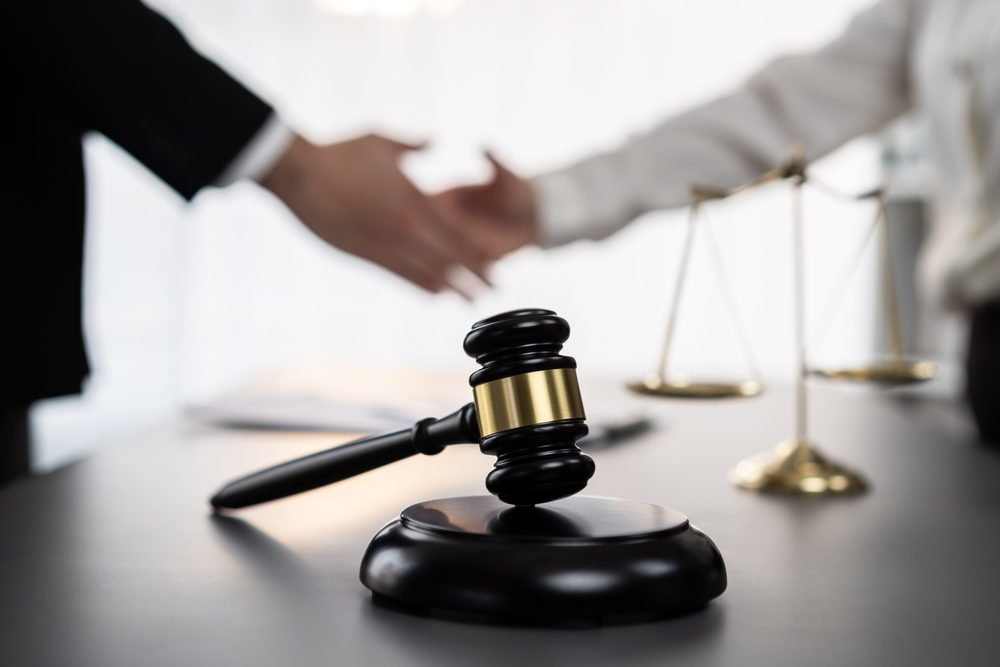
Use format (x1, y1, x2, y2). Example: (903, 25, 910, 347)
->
(0, 0, 495, 485)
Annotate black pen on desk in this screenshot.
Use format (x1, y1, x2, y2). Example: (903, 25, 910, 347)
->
(577, 416, 655, 452)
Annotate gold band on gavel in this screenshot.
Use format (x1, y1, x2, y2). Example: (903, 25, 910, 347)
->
(473, 368, 586, 437)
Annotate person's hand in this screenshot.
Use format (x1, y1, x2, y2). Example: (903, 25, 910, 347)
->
(261, 133, 493, 295)
(433, 153, 539, 259)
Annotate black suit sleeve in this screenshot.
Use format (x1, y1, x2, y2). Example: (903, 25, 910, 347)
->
(0, 1, 275, 403)
(2, 0, 273, 199)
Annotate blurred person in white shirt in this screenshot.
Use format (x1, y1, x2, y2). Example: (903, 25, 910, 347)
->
(438, 0, 1000, 443)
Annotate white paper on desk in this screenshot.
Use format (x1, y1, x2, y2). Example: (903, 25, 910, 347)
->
(186, 396, 426, 433)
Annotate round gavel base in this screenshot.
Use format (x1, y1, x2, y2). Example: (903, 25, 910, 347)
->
(360, 495, 726, 626)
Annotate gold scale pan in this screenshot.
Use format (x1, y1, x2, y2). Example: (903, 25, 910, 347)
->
(808, 189, 940, 386)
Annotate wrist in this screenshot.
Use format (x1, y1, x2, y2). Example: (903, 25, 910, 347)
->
(522, 180, 541, 245)
(261, 134, 311, 204)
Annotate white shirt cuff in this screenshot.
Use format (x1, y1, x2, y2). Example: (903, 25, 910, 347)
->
(213, 113, 296, 187)
(533, 171, 597, 248)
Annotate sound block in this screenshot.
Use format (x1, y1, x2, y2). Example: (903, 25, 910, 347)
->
(360, 495, 726, 625)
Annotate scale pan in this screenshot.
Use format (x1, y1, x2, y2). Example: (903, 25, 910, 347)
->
(809, 359, 940, 386)
(627, 376, 763, 399)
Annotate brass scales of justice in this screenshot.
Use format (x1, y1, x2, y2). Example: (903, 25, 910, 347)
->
(628, 145, 940, 495)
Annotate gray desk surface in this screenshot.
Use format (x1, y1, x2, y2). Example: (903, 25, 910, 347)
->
(2, 374, 999, 667)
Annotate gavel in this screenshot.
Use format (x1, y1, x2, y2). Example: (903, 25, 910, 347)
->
(210, 309, 596, 509)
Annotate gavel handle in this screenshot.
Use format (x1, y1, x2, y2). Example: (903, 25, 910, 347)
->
(210, 403, 479, 509)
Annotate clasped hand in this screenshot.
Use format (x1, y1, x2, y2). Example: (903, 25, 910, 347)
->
(262, 134, 536, 298)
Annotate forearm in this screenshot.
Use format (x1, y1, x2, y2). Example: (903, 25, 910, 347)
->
(535, 0, 917, 247)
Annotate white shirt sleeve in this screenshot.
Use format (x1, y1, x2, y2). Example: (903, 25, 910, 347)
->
(212, 112, 296, 187)
(534, 0, 918, 248)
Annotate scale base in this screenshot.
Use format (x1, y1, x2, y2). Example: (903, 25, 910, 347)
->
(360, 495, 726, 626)
(729, 439, 867, 494)
(627, 375, 763, 399)
(810, 359, 940, 386)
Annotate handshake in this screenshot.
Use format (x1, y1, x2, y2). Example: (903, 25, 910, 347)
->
(262, 133, 540, 298)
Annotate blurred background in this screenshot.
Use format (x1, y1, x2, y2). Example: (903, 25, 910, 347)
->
(32, 0, 962, 471)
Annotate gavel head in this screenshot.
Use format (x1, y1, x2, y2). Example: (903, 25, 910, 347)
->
(464, 309, 596, 506)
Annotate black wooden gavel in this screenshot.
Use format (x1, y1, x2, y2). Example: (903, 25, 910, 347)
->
(210, 309, 596, 509)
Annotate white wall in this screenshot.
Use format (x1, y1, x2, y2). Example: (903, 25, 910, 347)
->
(32, 0, 886, 471)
